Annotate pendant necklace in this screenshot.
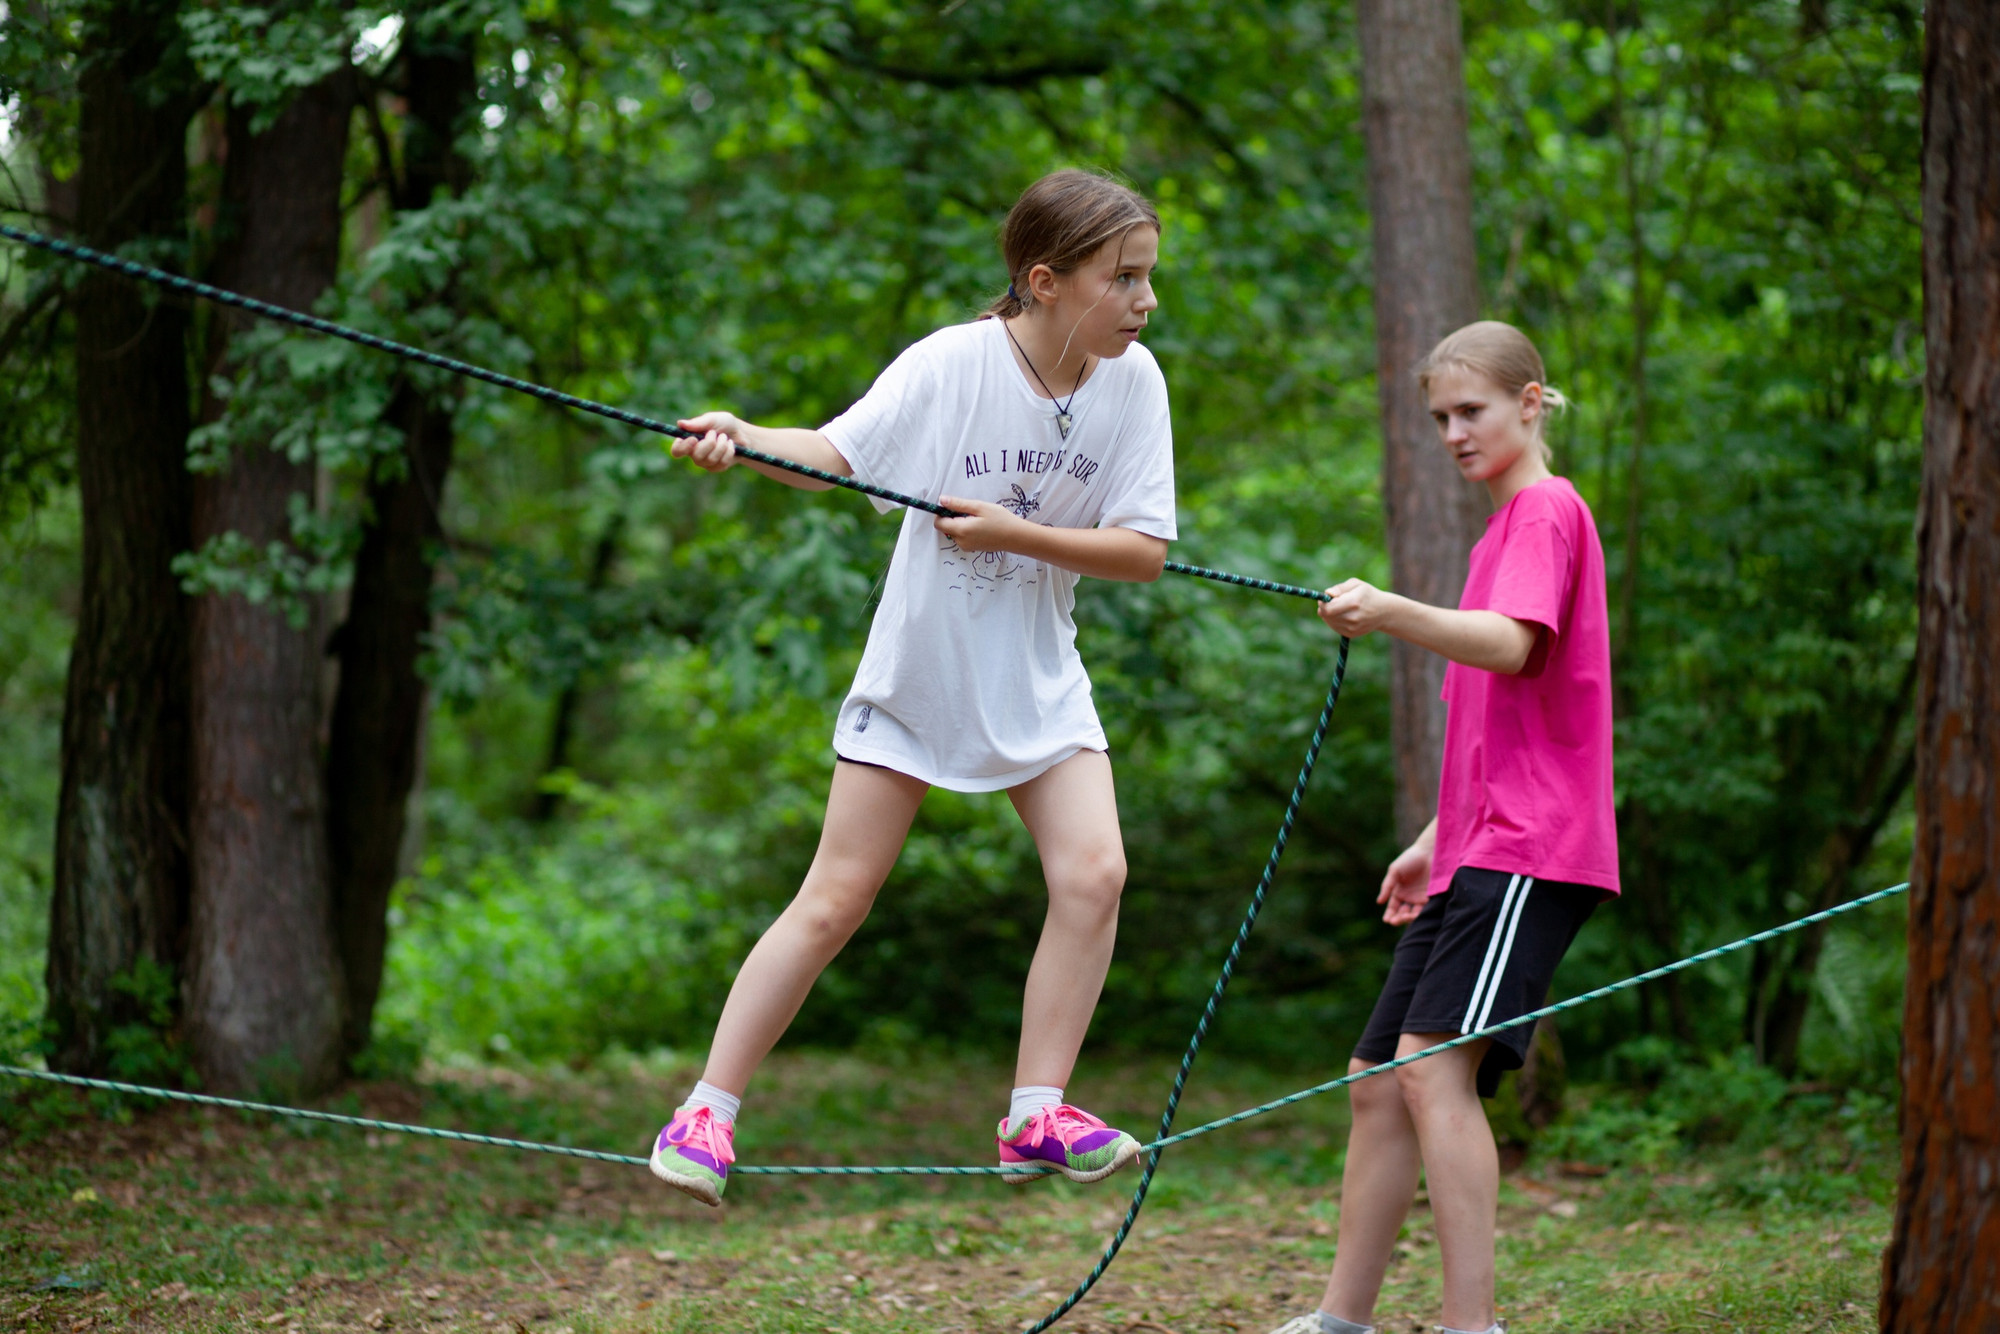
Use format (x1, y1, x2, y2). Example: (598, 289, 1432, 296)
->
(1004, 320, 1087, 440)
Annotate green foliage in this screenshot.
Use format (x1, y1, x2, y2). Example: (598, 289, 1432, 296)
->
(181, 3, 388, 126)
(1539, 1045, 1897, 1206)
(0, 0, 1924, 1096)
(100, 958, 193, 1088)
(171, 494, 358, 627)
(0, 507, 68, 1071)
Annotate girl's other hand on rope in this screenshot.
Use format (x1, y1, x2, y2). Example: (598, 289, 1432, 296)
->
(935, 496, 1024, 551)
(1378, 824, 1435, 926)
(673, 412, 745, 472)
(1318, 577, 1396, 637)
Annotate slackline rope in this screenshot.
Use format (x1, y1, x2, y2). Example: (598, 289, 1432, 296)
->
(0, 879, 1908, 1330)
(0, 220, 1909, 1328)
(0, 224, 1324, 604)
(0, 881, 1910, 1169)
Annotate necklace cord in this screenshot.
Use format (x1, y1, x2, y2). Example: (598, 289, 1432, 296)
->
(1004, 316, 1087, 422)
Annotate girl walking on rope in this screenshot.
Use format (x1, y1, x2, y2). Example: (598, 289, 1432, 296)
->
(1273, 322, 1616, 1334)
(649, 170, 1175, 1206)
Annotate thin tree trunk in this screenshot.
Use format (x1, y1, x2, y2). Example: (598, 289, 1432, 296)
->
(1354, 0, 1487, 844)
(328, 388, 453, 1058)
(327, 16, 477, 1059)
(531, 514, 623, 822)
(182, 74, 353, 1096)
(1761, 659, 1918, 1073)
(1606, 2, 1651, 673)
(46, 0, 196, 1076)
(1881, 2, 2000, 1321)
(1762, 738, 1914, 1074)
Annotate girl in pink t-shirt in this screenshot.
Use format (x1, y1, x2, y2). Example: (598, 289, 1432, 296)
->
(1269, 322, 1615, 1334)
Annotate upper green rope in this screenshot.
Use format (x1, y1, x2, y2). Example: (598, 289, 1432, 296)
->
(0, 224, 1325, 604)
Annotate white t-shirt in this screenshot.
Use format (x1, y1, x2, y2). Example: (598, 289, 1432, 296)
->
(818, 318, 1177, 792)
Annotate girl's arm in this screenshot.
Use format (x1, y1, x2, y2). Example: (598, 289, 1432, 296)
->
(673, 412, 852, 491)
(1316, 577, 1538, 675)
(936, 496, 1168, 583)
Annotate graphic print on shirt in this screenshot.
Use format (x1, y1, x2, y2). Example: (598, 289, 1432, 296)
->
(997, 482, 1041, 518)
(941, 449, 1103, 596)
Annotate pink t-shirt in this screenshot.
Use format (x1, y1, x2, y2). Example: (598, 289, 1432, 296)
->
(1430, 477, 1620, 896)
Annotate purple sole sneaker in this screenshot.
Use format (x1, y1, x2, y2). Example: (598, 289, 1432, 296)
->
(649, 1104, 733, 1207)
(996, 1104, 1142, 1185)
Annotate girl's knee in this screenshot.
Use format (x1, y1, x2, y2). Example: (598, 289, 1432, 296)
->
(1351, 1069, 1409, 1120)
(791, 873, 879, 942)
(1393, 1051, 1476, 1115)
(1050, 846, 1126, 916)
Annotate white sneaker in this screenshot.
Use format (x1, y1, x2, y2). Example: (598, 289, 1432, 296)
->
(1267, 1317, 1374, 1334)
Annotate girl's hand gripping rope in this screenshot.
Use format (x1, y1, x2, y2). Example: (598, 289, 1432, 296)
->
(1317, 577, 1395, 637)
(671, 414, 853, 493)
(939, 494, 1168, 584)
(672, 412, 747, 471)
(934, 495, 1020, 550)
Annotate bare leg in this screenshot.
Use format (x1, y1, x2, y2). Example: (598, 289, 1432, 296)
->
(698, 761, 927, 1095)
(1396, 1033, 1497, 1332)
(1320, 1058, 1424, 1325)
(1006, 749, 1126, 1090)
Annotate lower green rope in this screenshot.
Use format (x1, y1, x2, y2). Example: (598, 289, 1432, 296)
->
(0, 879, 1909, 1175)
(0, 885, 1909, 1327)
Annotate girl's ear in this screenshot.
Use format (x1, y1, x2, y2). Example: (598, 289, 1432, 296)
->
(1520, 382, 1545, 425)
(1025, 262, 1063, 306)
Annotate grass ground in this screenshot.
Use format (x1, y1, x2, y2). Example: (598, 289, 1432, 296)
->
(1, 1052, 1889, 1333)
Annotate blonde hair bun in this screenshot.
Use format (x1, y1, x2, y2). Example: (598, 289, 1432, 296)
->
(1417, 320, 1573, 421)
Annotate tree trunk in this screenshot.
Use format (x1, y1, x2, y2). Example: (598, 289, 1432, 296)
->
(531, 514, 623, 822)
(327, 389, 453, 1058)
(327, 16, 477, 1060)
(1881, 3, 2000, 1322)
(46, 0, 196, 1076)
(1354, 0, 1488, 843)
(1761, 665, 1917, 1074)
(181, 74, 354, 1097)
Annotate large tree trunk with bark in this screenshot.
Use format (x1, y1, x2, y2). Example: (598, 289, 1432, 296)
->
(327, 17, 477, 1059)
(1354, 0, 1488, 843)
(1880, 2, 2000, 1322)
(46, 0, 196, 1075)
(181, 74, 354, 1096)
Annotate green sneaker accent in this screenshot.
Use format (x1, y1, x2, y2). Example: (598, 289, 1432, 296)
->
(995, 1103, 1141, 1184)
(649, 1104, 734, 1207)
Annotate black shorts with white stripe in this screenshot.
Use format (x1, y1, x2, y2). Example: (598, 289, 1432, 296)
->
(1353, 866, 1604, 1098)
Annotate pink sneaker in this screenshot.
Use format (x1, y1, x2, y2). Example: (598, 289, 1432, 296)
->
(996, 1104, 1142, 1185)
(649, 1104, 735, 1206)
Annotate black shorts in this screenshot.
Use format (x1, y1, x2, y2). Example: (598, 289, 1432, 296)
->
(1353, 866, 1601, 1098)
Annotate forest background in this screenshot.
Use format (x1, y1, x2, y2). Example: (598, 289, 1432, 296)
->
(0, 0, 1922, 1110)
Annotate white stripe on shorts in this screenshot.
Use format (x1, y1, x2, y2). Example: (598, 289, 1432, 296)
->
(1462, 874, 1535, 1034)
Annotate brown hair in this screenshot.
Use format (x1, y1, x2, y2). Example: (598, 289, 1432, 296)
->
(1416, 321, 1569, 459)
(980, 169, 1160, 320)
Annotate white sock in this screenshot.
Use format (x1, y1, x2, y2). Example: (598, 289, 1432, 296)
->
(1317, 1313, 1374, 1334)
(1007, 1085, 1063, 1129)
(684, 1080, 741, 1125)
(1435, 1325, 1501, 1334)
